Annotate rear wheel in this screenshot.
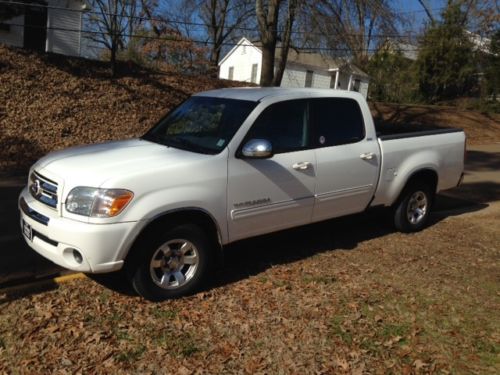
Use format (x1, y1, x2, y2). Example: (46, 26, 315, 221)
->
(394, 183, 433, 232)
(129, 224, 213, 301)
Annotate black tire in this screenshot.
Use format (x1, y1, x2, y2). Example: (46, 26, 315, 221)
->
(394, 183, 433, 233)
(128, 224, 213, 301)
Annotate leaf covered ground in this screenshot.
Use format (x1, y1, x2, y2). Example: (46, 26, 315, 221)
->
(1, 202, 498, 374)
(0, 45, 245, 175)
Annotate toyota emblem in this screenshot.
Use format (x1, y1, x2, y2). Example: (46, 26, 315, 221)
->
(31, 179, 42, 197)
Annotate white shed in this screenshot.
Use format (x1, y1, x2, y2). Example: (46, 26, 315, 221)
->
(0, 0, 88, 57)
(219, 37, 370, 98)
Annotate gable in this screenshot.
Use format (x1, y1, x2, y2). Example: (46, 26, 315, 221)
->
(218, 37, 262, 66)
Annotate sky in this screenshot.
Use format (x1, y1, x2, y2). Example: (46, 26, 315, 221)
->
(394, 0, 447, 31)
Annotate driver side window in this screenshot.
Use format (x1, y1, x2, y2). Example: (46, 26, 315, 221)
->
(245, 100, 309, 154)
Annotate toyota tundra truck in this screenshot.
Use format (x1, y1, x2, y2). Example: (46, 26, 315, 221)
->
(19, 88, 465, 301)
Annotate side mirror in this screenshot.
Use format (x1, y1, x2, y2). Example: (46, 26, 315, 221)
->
(241, 139, 273, 159)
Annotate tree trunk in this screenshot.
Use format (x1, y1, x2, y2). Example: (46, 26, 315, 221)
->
(256, 0, 280, 87)
(111, 41, 117, 77)
(260, 41, 276, 86)
(273, 0, 297, 86)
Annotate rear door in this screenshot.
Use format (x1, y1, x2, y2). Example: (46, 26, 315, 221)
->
(310, 98, 380, 221)
(227, 99, 316, 241)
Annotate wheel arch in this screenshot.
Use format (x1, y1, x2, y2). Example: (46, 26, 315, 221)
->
(124, 208, 224, 269)
(393, 168, 438, 207)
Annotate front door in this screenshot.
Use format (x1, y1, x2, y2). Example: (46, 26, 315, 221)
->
(227, 99, 316, 241)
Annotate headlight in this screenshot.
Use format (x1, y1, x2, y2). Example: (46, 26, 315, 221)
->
(66, 187, 134, 218)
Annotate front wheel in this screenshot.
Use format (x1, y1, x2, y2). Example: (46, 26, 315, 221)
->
(129, 224, 213, 301)
(394, 183, 433, 232)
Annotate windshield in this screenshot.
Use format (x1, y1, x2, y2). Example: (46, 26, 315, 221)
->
(143, 96, 257, 154)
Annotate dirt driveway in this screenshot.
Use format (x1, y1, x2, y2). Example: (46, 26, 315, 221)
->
(0, 145, 498, 373)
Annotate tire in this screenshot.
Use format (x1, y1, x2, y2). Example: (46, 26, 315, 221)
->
(394, 183, 433, 233)
(129, 224, 213, 301)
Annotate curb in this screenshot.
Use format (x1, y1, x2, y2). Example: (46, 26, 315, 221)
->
(0, 272, 86, 298)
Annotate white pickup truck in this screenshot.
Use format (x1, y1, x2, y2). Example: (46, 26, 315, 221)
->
(19, 88, 465, 300)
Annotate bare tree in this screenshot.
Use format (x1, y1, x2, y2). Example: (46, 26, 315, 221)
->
(157, 0, 254, 75)
(85, 0, 142, 76)
(202, 0, 254, 72)
(307, 0, 400, 67)
(417, 0, 435, 22)
(256, 0, 298, 86)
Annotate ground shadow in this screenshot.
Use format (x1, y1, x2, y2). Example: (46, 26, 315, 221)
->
(441, 181, 500, 204)
(208, 195, 487, 291)
(464, 151, 500, 172)
(2, 191, 489, 302)
(0, 136, 45, 177)
(0, 279, 60, 305)
(0, 183, 63, 289)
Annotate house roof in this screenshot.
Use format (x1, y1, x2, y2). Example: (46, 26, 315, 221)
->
(283, 49, 369, 78)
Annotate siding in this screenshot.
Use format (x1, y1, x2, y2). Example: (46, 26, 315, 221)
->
(0, 15, 25, 48)
(0, 0, 82, 56)
(280, 68, 307, 88)
(46, 0, 82, 56)
(219, 40, 262, 83)
(281, 66, 332, 90)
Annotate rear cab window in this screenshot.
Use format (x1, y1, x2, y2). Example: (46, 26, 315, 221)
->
(309, 98, 365, 147)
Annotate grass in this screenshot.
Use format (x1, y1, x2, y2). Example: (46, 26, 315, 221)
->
(154, 332, 201, 357)
(116, 344, 146, 363)
(152, 307, 178, 320)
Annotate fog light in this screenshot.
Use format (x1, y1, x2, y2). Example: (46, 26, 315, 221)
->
(72, 249, 83, 264)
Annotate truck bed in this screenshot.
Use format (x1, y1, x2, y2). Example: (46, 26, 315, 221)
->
(377, 127, 464, 141)
(371, 129, 466, 207)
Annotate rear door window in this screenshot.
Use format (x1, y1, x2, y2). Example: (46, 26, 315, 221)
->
(310, 98, 365, 147)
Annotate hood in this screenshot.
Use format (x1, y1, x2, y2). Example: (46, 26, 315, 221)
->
(36, 139, 211, 188)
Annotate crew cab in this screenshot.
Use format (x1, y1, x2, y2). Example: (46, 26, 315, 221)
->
(19, 88, 465, 301)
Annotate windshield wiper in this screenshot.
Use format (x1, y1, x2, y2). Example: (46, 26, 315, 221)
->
(141, 133, 166, 145)
(164, 136, 214, 154)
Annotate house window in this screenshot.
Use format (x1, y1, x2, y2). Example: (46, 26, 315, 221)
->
(305, 70, 313, 87)
(228, 66, 234, 80)
(330, 76, 335, 89)
(353, 79, 361, 92)
(251, 64, 258, 83)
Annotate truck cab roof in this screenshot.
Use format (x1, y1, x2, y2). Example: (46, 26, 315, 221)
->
(195, 87, 365, 102)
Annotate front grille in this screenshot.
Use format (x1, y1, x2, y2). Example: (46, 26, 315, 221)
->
(30, 171, 59, 209)
(20, 197, 50, 225)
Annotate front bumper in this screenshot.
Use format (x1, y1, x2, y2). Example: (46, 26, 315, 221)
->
(19, 188, 137, 273)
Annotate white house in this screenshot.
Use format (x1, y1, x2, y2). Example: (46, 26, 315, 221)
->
(0, 0, 89, 57)
(218, 37, 370, 98)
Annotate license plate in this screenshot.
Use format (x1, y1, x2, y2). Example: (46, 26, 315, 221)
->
(22, 219, 33, 241)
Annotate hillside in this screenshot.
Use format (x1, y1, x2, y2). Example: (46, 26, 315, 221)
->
(371, 102, 500, 145)
(0, 45, 244, 175)
(1, 45, 499, 175)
